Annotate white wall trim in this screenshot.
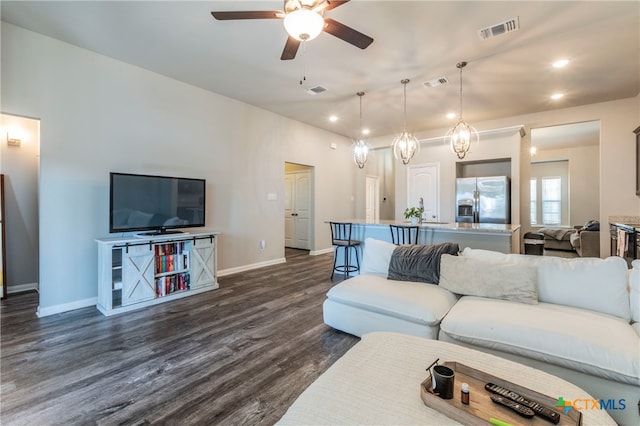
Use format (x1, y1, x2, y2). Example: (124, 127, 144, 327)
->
(7, 282, 39, 294)
(36, 297, 98, 318)
(420, 125, 526, 145)
(217, 258, 286, 277)
(310, 247, 333, 256)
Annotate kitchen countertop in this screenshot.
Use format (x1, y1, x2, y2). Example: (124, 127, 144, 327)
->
(329, 219, 520, 234)
(609, 215, 640, 226)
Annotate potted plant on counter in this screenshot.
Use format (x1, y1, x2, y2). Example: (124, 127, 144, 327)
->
(404, 207, 424, 225)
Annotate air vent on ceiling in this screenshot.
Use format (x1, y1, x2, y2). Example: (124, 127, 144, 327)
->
(478, 16, 520, 40)
(423, 77, 449, 88)
(306, 85, 328, 95)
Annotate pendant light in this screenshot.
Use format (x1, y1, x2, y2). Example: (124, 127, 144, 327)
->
(445, 61, 479, 160)
(392, 79, 420, 165)
(352, 91, 372, 169)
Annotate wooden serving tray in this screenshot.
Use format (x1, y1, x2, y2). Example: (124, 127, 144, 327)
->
(420, 361, 581, 426)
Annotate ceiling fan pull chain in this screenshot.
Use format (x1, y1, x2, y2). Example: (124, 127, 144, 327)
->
(299, 40, 308, 85)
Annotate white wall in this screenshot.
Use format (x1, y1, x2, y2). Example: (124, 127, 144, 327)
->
(0, 113, 39, 291)
(1, 24, 356, 315)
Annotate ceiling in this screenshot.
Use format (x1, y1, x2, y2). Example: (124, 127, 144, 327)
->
(1, 1, 638, 140)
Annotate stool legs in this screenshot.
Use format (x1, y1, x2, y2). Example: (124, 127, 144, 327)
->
(331, 245, 360, 279)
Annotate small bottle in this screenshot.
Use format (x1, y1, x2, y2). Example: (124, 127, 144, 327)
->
(461, 382, 470, 405)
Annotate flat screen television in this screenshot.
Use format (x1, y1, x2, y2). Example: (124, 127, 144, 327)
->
(109, 172, 206, 234)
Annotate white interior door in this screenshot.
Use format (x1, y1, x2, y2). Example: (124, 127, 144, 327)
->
(284, 174, 294, 247)
(407, 163, 440, 222)
(284, 170, 311, 249)
(365, 176, 379, 222)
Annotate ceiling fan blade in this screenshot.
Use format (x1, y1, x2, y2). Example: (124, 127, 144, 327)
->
(322, 18, 373, 49)
(325, 0, 350, 11)
(281, 37, 301, 60)
(211, 11, 284, 20)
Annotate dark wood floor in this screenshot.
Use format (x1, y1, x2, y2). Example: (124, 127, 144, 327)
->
(0, 249, 359, 425)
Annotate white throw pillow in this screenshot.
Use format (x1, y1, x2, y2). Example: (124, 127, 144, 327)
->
(460, 247, 509, 261)
(439, 254, 539, 304)
(360, 238, 397, 276)
(536, 256, 630, 320)
(629, 259, 640, 323)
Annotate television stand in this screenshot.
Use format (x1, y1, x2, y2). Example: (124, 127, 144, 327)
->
(95, 231, 219, 316)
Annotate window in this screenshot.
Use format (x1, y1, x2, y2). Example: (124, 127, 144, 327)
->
(530, 178, 537, 225)
(541, 177, 562, 225)
(530, 160, 569, 226)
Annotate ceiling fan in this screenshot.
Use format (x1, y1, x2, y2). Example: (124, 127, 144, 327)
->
(211, 0, 374, 60)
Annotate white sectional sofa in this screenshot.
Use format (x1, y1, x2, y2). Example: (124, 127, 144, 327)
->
(322, 239, 640, 425)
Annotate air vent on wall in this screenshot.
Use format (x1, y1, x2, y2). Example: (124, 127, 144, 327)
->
(423, 77, 449, 88)
(306, 85, 328, 95)
(479, 16, 520, 40)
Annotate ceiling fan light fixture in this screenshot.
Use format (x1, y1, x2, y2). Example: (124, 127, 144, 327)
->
(392, 79, 420, 165)
(283, 8, 324, 41)
(444, 62, 478, 160)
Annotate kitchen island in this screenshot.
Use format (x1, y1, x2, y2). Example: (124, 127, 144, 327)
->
(332, 220, 521, 254)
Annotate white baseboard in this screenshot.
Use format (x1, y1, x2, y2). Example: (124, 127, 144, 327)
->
(36, 297, 97, 318)
(217, 257, 286, 277)
(310, 247, 333, 256)
(7, 282, 39, 294)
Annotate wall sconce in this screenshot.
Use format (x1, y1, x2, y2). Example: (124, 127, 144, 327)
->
(7, 134, 21, 147)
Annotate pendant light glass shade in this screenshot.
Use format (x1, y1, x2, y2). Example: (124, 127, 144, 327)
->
(445, 62, 478, 159)
(352, 92, 372, 168)
(392, 79, 420, 165)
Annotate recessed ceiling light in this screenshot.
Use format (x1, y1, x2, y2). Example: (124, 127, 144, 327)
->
(329, 115, 338, 122)
(361, 128, 370, 135)
(552, 59, 570, 68)
(551, 93, 564, 100)
(446, 112, 456, 119)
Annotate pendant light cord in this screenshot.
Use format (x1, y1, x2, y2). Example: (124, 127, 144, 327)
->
(457, 62, 467, 120)
(401, 79, 409, 129)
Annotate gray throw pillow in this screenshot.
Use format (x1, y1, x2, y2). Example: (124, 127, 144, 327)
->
(387, 242, 459, 284)
(439, 254, 539, 304)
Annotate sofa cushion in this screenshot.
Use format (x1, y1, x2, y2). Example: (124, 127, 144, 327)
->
(439, 254, 538, 304)
(387, 242, 459, 284)
(326, 274, 458, 326)
(630, 260, 640, 323)
(440, 296, 640, 385)
(360, 238, 396, 276)
(463, 248, 631, 321)
(536, 256, 630, 320)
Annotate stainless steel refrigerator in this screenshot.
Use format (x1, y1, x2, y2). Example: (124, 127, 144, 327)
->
(456, 176, 511, 224)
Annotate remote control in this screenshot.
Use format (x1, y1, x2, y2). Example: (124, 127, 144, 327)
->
(490, 394, 535, 418)
(485, 383, 561, 424)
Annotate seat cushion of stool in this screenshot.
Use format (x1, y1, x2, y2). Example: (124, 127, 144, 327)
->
(333, 239, 361, 246)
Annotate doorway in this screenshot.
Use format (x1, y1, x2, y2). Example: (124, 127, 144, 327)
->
(530, 121, 600, 228)
(0, 113, 40, 296)
(407, 163, 440, 222)
(284, 162, 313, 250)
(365, 176, 380, 222)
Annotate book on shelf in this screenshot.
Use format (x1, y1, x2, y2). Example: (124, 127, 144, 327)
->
(155, 272, 190, 298)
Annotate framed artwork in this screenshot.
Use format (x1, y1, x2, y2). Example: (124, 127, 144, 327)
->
(1, 174, 6, 299)
(635, 126, 640, 196)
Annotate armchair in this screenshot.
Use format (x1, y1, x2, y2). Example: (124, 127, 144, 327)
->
(570, 229, 601, 257)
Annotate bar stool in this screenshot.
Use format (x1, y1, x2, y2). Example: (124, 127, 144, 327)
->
(389, 225, 419, 245)
(329, 222, 361, 279)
